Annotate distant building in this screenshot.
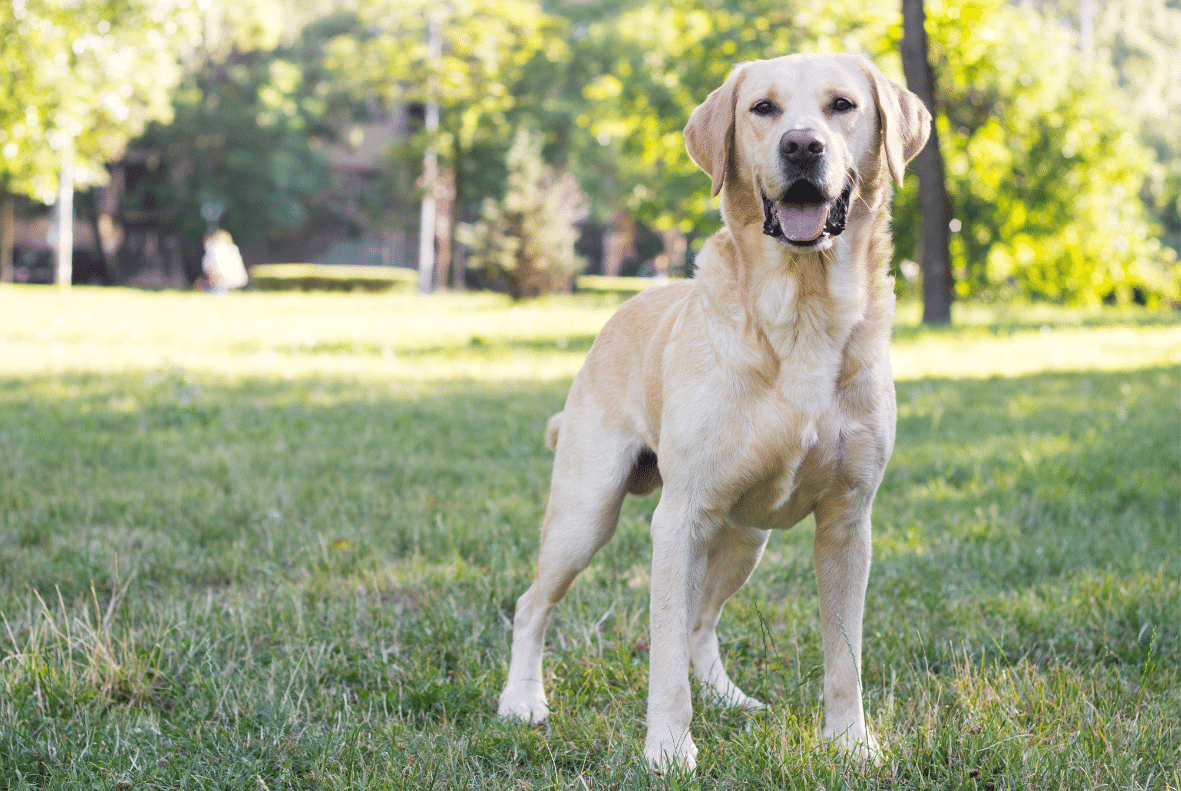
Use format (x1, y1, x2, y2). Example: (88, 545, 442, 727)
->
(11, 106, 425, 288)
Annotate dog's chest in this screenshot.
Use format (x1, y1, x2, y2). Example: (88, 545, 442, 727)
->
(726, 318, 882, 530)
(726, 374, 849, 530)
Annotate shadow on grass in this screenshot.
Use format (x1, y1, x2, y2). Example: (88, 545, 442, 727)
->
(1, 363, 1175, 668)
(0, 364, 1175, 595)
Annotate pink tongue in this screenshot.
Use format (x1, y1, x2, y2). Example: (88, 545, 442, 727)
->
(776, 204, 828, 242)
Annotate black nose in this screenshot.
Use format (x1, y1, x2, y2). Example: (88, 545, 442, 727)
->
(780, 130, 824, 165)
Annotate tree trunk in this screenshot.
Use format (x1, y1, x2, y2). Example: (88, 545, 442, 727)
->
(55, 138, 75, 291)
(601, 209, 635, 278)
(1079, 0, 1094, 60)
(85, 187, 117, 284)
(0, 188, 13, 283)
(656, 228, 687, 278)
(417, 17, 442, 294)
(901, 0, 954, 325)
(434, 166, 455, 290)
(417, 137, 438, 294)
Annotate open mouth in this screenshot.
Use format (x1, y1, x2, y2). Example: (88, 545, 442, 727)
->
(761, 180, 853, 247)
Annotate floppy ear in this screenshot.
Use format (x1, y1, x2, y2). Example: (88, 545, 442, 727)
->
(862, 59, 932, 186)
(684, 65, 746, 197)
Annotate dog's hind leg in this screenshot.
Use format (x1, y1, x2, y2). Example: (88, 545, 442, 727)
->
(690, 523, 770, 710)
(498, 430, 634, 724)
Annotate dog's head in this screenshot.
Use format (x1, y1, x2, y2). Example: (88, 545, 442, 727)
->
(685, 54, 931, 252)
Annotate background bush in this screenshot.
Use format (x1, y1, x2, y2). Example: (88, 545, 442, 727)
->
(459, 129, 587, 299)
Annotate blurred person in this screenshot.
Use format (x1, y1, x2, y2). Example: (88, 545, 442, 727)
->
(201, 229, 247, 294)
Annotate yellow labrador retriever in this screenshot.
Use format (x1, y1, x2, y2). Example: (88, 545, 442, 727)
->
(499, 53, 931, 771)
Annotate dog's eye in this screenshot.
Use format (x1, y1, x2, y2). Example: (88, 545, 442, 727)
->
(751, 100, 777, 116)
(831, 97, 856, 113)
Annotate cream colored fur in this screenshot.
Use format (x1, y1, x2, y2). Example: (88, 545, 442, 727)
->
(498, 53, 931, 772)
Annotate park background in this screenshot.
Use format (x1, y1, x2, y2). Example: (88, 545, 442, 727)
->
(1, 0, 1179, 309)
(1, 0, 1180, 789)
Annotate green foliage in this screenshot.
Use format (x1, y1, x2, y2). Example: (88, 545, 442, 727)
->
(1077, 0, 1181, 258)
(0, 0, 199, 200)
(125, 12, 370, 268)
(909, 0, 1181, 306)
(14, 0, 1176, 304)
(574, 0, 1179, 306)
(459, 129, 587, 298)
(350, 0, 574, 212)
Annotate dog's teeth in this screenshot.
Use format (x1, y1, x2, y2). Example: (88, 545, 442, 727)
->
(823, 184, 852, 235)
(762, 195, 784, 237)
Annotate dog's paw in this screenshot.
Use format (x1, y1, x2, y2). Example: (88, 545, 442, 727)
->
(645, 732, 698, 774)
(497, 685, 549, 724)
(824, 726, 882, 767)
(707, 685, 766, 712)
(696, 664, 767, 712)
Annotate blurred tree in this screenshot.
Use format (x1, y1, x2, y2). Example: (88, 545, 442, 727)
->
(902, 0, 954, 324)
(348, 0, 573, 287)
(458, 128, 587, 298)
(123, 4, 367, 281)
(0, 0, 199, 281)
(1035, 0, 1181, 257)
(910, 0, 1179, 305)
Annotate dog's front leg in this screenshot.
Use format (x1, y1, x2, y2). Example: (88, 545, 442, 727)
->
(644, 497, 714, 772)
(813, 496, 879, 763)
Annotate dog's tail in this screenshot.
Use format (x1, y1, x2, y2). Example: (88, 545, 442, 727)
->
(544, 412, 563, 451)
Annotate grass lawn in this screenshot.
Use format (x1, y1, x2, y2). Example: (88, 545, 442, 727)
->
(0, 285, 1178, 790)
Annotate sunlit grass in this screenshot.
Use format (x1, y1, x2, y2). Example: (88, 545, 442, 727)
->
(0, 287, 617, 383)
(0, 285, 1177, 789)
(2, 286, 1177, 384)
(893, 300, 1181, 379)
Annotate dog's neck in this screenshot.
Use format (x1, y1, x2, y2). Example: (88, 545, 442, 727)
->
(690, 178, 897, 392)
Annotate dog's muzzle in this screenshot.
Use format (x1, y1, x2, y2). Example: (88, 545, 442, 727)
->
(762, 180, 853, 247)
